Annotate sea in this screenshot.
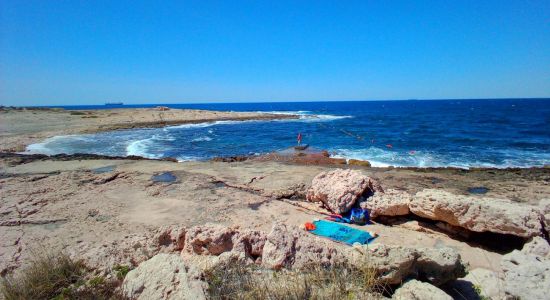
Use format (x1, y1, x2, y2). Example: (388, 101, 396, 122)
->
(26, 99, 550, 168)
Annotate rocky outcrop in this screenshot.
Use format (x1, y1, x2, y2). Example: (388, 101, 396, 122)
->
(261, 222, 342, 269)
(122, 254, 206, 300)
(361, 189, 411, 218)
(182, 224, 238, 255)
(392, 280, 452, 300)
(154, 225, 187, 252)
(306, 169, 383, 214)
(411, 189, 542, 238)
(181, 224, 267, 260)
(345, 244, 466, 286)
(501, 237, 550, 299)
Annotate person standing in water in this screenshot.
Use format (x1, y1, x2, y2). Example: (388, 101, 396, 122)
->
(297, 132, 302, 145)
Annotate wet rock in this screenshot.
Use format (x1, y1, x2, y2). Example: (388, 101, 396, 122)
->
(306, 169, 383, 214)
(122, 254, 206, 300)
(210, 155, 249, 162)
(348, 159, 372, 167)
(411, 189, 542, 238)
(393, 280, 452, 300)
(361, 189, 411, 218)
(261, 222, 342, 270)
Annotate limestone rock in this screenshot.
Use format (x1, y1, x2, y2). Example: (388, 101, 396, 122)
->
(411, 189, 542, 238)
(154, 225, 187, 252)
(182, 224, 238, 255)
(261, 222, 342, 270)
(540, 198, 550, 231)
(393, 280, 452, 300)
(416, 248, 467, 286)
(463, 268, 503, 299)
(362, 189, 411, 218)
(306, 169, 383, 214)
(122, 254, 206, 300)
(521, 236, 550, 258)
(232, 229, 267, 259)
(346, 244, 466, 286)
(69, 235, 158, 275)
(501, 248, 550, 299)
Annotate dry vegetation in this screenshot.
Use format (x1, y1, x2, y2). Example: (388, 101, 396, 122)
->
(0, 252, 127, 300)
(203, 259, 386, 300)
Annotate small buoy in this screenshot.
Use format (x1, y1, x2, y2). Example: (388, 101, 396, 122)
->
(409, 150, 416, 155)
(386, 144, 393, 148)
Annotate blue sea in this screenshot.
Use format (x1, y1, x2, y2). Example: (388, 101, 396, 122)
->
(27, 99, 550, 168)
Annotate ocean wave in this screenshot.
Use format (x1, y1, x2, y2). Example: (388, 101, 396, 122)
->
(191, 136, 213, 142)
(126, 138, 162, 159)
(332, 147, 550, 169)
(254, 110, 311, 115)
(299, 114, 352, 122)
(255, 110, 352, 122)
(25, 135, 92, 155)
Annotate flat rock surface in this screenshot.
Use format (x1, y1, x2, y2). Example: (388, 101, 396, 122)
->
(1, 157, 547, 277)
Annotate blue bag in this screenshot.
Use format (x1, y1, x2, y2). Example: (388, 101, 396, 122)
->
(350, 208, 369, 225)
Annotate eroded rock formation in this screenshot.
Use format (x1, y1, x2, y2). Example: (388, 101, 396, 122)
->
(306, 169, 383, 214)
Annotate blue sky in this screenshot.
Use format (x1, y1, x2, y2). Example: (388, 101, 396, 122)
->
(1, 1, 549, 106)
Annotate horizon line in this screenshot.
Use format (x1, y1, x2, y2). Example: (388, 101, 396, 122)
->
(8, 96, 550, 107)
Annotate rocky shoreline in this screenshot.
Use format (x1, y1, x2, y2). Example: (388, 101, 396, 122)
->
(1, 108, 549, 299)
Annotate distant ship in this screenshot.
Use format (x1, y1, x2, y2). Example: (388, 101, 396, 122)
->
(105, 102, 124, 106)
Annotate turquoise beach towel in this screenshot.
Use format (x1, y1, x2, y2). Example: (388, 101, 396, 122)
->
(308, 220, 375, 245)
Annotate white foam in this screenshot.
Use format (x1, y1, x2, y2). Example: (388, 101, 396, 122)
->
(331, 148, 453, 168)
(191, 136, 213, 142)
(125, 138, 162, 159)
(25, 135, 84, 155)
(299, 114, 352, 122)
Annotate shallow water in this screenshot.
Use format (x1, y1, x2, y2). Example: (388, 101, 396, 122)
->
(28, 99, 550, 168)
(92, 165, 116, 174)
(151, 172, 177, 183)
(468, 187, 489, 194)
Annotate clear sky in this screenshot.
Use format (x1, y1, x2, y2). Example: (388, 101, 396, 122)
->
(1, 1, 549, 106)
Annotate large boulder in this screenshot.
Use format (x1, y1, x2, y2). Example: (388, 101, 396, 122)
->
(393, 280, 452, 300)
(306, 169, 383, 214)
(261, 222, 342, 269)
(411, 189, 542, 238)
(346, 244, 466, 286)
(361, 189, 411, 218)
(122, 254, 206, 300)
